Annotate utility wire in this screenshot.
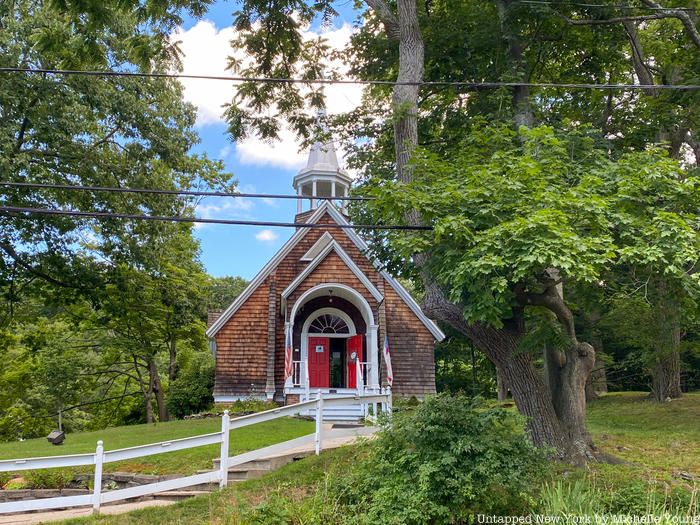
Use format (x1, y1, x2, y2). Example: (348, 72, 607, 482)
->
(0, 182, 372, 201)
(0, 206, 432, 231)
(2, 67, 700, 90)
(516, 0, 697, 11)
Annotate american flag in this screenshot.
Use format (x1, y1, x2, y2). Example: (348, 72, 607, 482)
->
(383, 335, 393, 387)
(284, 327, 294, 382)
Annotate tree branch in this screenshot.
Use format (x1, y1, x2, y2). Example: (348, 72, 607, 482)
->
(523, 287, 578, 343)
(364, 0, 401, 40)
(0, 240, 76, 288)
(641, 0, 700, 50)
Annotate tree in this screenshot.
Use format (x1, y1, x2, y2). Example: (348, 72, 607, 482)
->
(221, 0, 699, 463)
(0, 0, 230, 303)
(366, 127, 700, 463)
(0, 0, 233, 427)
(207, 276, 248, 312)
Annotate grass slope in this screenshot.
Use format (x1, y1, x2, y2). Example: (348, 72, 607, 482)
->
(586, 391, 700, 486)
(27, 392, 700, 523)
(64, 447, 357, 525)
(0, 417, 315, 475)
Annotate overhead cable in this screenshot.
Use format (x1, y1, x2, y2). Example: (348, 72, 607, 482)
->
(0, 182, 372, 201)
(1, 67, 699, 90)
(0, 206, 431, 231)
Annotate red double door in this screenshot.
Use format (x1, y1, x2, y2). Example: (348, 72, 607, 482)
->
(308, 334, 363, 388)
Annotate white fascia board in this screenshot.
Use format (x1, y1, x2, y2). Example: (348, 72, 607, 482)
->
(300, 231, 333, 261)
(206, 203, 333, 338)
(281, 240, 383, 302)
(324, 205, 446, 342)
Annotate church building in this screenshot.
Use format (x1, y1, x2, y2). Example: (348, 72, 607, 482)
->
(206, 140, 444, 415)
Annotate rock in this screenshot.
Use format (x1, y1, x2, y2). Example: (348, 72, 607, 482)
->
(2, 477, 27, 490)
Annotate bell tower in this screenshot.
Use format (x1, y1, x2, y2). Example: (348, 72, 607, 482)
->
(293, 112, 352, 216)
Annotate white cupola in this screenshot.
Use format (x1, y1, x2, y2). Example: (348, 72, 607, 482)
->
(293, 112, 352, 214)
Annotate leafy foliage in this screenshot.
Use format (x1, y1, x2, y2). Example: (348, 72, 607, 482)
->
(366, 126, 699, 329)
(167, 352, 215, 418)
(337, 394, 547, 524)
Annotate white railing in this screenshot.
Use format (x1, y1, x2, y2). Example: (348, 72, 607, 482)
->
(292, 360, 302, 386)
(0, 391, 391, 516)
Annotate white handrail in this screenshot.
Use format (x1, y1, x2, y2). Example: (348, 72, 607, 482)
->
(0, 392, 391, 515)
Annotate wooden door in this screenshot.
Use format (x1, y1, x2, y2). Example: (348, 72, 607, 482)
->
(308, 337, 330, 388)
(346, 334, 363, 388)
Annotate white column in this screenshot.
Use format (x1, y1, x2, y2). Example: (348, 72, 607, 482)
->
(369, 324, 379, 391)
(297, 186, 302, 213)
(343, 185, 348, 213)
(312, 180, 317, 209)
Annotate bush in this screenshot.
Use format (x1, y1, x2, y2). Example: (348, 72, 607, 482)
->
(167, 352, 215, 419)
(24, 468, 75, 489)
(337, 393, 548, 524)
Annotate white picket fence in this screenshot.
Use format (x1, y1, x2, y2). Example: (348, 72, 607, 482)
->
(0, 391, 391, 515)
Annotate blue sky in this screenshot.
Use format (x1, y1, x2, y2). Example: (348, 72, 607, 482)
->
(175, 2, 361, 280)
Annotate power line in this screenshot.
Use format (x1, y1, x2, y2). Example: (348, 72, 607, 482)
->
(516, 0, 697, 11)
(2, 67, 700, 91)
(0, 205, 432, 231)
(0, 182, 372, 201)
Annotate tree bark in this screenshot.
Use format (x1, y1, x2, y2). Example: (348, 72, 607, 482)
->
(497, 0, 534, 129)
(496, 368, 509, 401)
(148, 357, 169, 422)
(168, 336, 178, 383)
(651, 287, 683, 401)
(586, 356, 608, 402)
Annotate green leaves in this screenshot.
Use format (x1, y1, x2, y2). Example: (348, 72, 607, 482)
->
(367, 126, 699, 327)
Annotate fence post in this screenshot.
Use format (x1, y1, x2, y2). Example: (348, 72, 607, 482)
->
(92, 440, 104, 515)
(315, 392, 323, 455)
(219, 410, 230, 488)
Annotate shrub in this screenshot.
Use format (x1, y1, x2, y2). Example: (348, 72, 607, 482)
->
(215, 399, 278, 416)
(24, 468, 75, 489)
(337, 393, 548, 524)
(167, 352, 215, 419)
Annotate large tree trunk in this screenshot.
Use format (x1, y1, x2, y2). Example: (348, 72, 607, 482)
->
(586, 356, 608, 402)
(148, 357, 169, 422)
(497, 0, 534, 129)
(422, 285, 596, 465)
(370, 0, 596, 464)
(496, 368, 509, 401)
(168, 335, 178, 383)
(650, 280, 683, 401)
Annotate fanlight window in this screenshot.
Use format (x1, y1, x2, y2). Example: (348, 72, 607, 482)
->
(309, 314, 350, 334)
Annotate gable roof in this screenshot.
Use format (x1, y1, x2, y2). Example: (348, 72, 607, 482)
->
(282, 239, 383, 304)
(206, 202, 445, 341)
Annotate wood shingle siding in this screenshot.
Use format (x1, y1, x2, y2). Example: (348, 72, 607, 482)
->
(213, 207, 440, 400)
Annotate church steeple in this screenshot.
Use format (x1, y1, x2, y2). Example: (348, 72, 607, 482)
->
(293, 111, 352, 215)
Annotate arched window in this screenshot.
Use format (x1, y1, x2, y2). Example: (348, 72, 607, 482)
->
(309, 313, 350, 334)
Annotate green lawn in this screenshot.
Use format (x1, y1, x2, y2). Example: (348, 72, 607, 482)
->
(0, 417, 315, 475)
(587, 391, 700, 482)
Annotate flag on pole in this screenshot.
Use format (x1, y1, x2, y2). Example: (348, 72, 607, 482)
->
(383, 335, 393, 387)
(284, 326, 294, 383)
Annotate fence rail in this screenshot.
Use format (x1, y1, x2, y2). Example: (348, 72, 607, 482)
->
(0, 390, 391, 516)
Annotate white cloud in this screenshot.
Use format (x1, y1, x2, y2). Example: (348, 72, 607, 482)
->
(255, 229, 279, 242)
(218, 145, 231, 159)
(171, 20, 363, 171)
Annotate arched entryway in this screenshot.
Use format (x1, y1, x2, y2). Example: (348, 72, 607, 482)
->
(286, 283, 379, 393)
